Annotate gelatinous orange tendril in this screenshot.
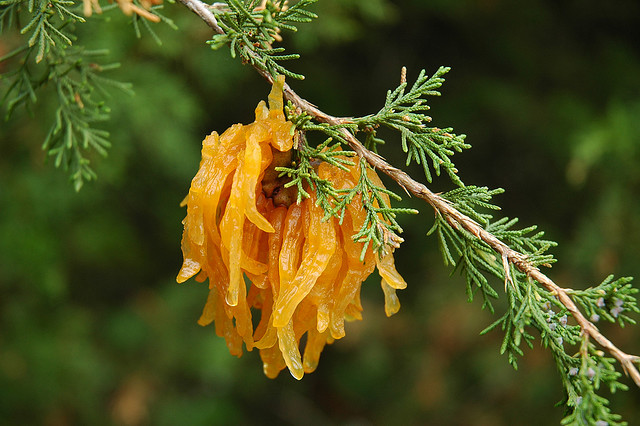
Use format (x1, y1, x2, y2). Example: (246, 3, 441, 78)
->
(83, 0, 162, 22)
(178, 75, 407, 379)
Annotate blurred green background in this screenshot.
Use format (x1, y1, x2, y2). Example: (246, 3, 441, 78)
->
(2, 0, 640, 424)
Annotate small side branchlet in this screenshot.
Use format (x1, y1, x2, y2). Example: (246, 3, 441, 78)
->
(207, 0, 317, 80)
(355, 67, 471, 186)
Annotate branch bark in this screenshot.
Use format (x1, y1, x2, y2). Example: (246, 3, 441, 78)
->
(177, 0, 640, 387)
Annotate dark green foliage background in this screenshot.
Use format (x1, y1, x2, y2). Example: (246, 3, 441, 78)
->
(1, 0, 640, 424)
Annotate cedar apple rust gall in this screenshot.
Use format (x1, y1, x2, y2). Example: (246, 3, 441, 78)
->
(177, 76, 407, 379)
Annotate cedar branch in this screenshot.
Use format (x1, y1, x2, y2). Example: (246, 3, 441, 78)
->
(177, 0, 640, 387)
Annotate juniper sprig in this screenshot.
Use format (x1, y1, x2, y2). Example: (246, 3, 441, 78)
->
(1, 0, 135, 189)
(355, 66, 471, 186)
(207, 0, 317, 80)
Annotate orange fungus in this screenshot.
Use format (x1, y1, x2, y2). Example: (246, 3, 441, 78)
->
(178, 76, 407, 379)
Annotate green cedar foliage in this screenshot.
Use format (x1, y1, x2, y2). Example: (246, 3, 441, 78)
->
(207, 0, 317, 79)
(0, 0, 173, 189)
